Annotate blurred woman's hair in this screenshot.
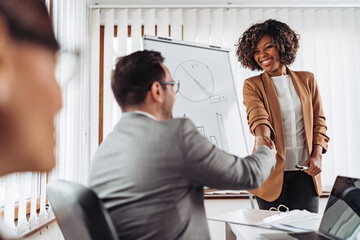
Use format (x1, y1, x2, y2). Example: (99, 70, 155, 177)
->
(0, 0, 59, 51)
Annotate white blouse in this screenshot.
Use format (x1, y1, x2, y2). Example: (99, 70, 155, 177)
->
(271, 75, 308, 171)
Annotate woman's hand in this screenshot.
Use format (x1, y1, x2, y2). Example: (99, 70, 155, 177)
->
(303, 145, 323, 176)
(254, 124, 277, 156)
(254, 136, 277, 156)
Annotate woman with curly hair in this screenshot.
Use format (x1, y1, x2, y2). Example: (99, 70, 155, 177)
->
(236, 19, 329, 213)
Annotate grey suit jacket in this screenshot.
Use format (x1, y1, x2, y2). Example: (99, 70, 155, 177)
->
(88, 112, 275, 240)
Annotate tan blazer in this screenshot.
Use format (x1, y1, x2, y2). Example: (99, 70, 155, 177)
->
(243, 68, 330, 202)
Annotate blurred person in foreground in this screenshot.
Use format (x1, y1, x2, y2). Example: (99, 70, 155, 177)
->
(88, 50, 276, 240)
(0, 0, 61, 238)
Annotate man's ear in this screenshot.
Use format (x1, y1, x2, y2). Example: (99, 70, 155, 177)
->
(149, 81, 164, 104)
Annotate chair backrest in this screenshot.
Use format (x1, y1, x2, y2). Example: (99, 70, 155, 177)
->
(47, 180, 118, 240)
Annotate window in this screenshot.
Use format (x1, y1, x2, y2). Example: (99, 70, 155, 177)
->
(92, 7, 360, 190)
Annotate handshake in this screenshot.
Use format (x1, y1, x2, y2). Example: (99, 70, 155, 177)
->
(254, 136, 277, 156)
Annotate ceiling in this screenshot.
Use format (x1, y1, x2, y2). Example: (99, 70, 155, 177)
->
(90, 0, 360, 6)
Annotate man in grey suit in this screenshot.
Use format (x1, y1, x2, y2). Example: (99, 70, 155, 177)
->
(88, 50, 276, 240)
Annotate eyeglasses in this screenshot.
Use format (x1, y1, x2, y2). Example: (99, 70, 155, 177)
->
(160, 81, 180, 93)
(56, 49, 81, 84)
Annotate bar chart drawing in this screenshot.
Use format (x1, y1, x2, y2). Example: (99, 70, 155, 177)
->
(210, 136, 219, 147)
(192, 114, 229, 152)
(197, 126, 206, 137)
(216, 113, 228, 151)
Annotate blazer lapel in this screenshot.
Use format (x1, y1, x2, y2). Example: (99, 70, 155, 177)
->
(261, 72, 285, 159)
(288, 68, 312, 157)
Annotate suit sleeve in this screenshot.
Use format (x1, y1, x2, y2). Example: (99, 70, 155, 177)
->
(243, 79, 275, 140)
(310, 74, 330, 153)
(179, 118, 276, 190)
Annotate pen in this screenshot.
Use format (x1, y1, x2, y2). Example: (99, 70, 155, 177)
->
(295, 164, 308, 170)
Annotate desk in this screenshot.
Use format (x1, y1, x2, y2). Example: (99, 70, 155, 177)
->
(226, 222, 316, 240)
(228, 223, 360, 240)
(209, 209, 322, 240)
(210, 209, 360, 240)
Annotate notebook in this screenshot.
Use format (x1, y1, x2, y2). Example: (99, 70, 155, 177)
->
(261, 175, 360, 240)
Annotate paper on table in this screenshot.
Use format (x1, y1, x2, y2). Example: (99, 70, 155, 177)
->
(268, 210, 322, 232)
(208, 209, 322, 232)
(206, 190, 249, 194)
(208, 209, 278, 229)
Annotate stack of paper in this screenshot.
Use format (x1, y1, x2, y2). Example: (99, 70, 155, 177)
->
(205, 190, 249, 195)
(208, 209, 323, 233)
(264, 210, 322, 232)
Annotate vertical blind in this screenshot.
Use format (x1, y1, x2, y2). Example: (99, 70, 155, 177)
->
(0, 0, 90, 236)
(49, 0, 91, 232)
(90, 7, 360, 189)
(1, 165, 43, 235)
(51, 0, 90, 189)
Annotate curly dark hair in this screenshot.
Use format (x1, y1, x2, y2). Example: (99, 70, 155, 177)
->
(236, 19, 299, 71)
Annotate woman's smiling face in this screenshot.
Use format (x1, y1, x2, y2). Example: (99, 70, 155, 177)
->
(253, 34, 286, 76)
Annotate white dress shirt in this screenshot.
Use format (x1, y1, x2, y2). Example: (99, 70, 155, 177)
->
(133, 111, 157, 121)
(271, 75, 308, 171)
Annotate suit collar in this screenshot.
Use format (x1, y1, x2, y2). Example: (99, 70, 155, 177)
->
(261, 71, 284, 154)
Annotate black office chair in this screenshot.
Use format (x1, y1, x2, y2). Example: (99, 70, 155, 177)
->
(47, 180, 118, 240)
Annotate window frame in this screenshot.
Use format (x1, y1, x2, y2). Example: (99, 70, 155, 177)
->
(98, 24, 168, 144)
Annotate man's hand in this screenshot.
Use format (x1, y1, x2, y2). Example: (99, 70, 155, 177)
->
(254, 136, 277, 156)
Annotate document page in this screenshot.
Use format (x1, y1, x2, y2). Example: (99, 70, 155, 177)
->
(208, 209, 322, 232)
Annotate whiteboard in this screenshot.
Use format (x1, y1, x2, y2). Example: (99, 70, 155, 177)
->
(143, 35, 248, 157)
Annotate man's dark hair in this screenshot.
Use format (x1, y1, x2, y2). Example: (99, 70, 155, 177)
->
(0, 0, 59, 51)
(236, 19, 299, 71)
(111, 50, 166, 110)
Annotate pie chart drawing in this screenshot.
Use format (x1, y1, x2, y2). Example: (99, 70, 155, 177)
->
(174, 60, 215, 102)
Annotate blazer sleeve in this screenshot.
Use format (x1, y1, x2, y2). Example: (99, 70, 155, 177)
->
(310, 73, 330, 153)
(179, 118, 275, 190)
(243, 79, 275, 140)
